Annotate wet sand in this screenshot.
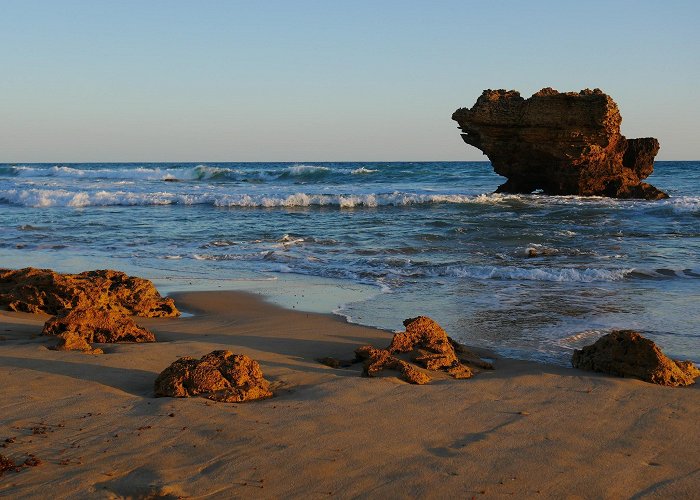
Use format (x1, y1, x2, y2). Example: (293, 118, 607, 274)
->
(1, 290, 699, 498)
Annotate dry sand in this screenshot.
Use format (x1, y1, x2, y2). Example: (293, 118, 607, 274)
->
(1, 290, 698, 498)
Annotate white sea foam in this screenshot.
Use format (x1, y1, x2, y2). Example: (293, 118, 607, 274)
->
(439, 265, 634, 282)
(523, 244, 560, 257)
(556, 330, 608, 347)
(667, 196, 700, 212)
(5, 184, 699, 217)
(471, 193, 523, 204)
(521, 244, 596, 258)
(192, 253, 250, 261)
(278, 234, 305, 246)
(351, 167, 378, 175)
(0, 188, 485, 208)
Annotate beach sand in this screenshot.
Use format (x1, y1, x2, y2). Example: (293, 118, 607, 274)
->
(1, 290, 698, 498)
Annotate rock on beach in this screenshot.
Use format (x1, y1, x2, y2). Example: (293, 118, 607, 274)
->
(154, 350, 273, 403)
(0, 267, 179, 318)
(572, 330, 700, 387)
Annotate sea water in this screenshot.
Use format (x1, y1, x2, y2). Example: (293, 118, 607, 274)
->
(1, 161, 698, 364)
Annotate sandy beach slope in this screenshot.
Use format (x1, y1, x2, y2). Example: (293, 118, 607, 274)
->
(1, 290, 698, 498)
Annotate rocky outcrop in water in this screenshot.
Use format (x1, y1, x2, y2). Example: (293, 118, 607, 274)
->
(43, 308, 155, 352)
(0, 267, 179, 317)
(154, 351, 273, 403)
(572, 330, 700, 387)
(452, 88, 667, 199)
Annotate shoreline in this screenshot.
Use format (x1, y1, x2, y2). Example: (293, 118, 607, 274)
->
(1, 289, 699, 497)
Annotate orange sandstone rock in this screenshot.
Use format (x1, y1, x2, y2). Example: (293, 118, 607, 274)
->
(572, 330, 700, 387)
(43, 307, 154, 348)
(0, 267, 179, 317)
(322, 316, 490, 384)
(52, 331, 103, 354)
(391, 316, 462, 371)
(154, 351, 273, 403)
(355, 345, 431, 385)
(350, 316, 491, 384)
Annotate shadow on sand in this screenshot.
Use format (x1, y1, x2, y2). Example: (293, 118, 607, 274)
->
(0, 355, 157, 397)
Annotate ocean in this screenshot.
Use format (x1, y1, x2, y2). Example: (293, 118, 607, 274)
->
(1, 161, 698, 364)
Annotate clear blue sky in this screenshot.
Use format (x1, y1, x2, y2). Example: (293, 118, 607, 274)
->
(1, 0, 698, 161)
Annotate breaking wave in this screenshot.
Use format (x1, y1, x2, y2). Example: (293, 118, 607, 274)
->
(438, 265, 634, 282)
(0, 163, 379, 183)
(5, 186, 698, 212)
(0, 188, 496, 208)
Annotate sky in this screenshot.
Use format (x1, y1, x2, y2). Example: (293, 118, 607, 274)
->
(1, 0, 698, 162)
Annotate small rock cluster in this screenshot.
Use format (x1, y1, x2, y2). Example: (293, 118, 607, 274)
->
(3, 267, 274, 402)
(354, 345, 433, 385)
(323, 316, 493, 385)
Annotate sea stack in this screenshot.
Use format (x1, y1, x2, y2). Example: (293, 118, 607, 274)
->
(452, 88, 667, 199)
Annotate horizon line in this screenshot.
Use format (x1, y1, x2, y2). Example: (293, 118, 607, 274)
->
(1, 158, 694, 164)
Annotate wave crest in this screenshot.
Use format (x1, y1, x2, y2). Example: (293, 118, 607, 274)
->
(440, 265, 634, 282)
(0, 188, 486, 208)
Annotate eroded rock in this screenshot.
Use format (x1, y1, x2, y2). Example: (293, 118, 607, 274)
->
(324, 316, 490, 384)
(154, 350, 273, 402)
(52, 331, 103, 354)
(43, 308, 154, 350)
(0, 267, 179, 317)
(391, 316, 463, 372)
(572, 330, 700, 387)
(452, 88, 667, 199)
(355, 346, 432, 385)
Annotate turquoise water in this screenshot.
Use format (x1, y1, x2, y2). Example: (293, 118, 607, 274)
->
(1, 161, 698, 364)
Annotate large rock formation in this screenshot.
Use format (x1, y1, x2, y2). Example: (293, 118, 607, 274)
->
(0, 267, 179, 317)
(572, 330, 700, 387)
(452, 88, 667, 199)
(154, 351, 273, 403)
(43, 308, 156, 352)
